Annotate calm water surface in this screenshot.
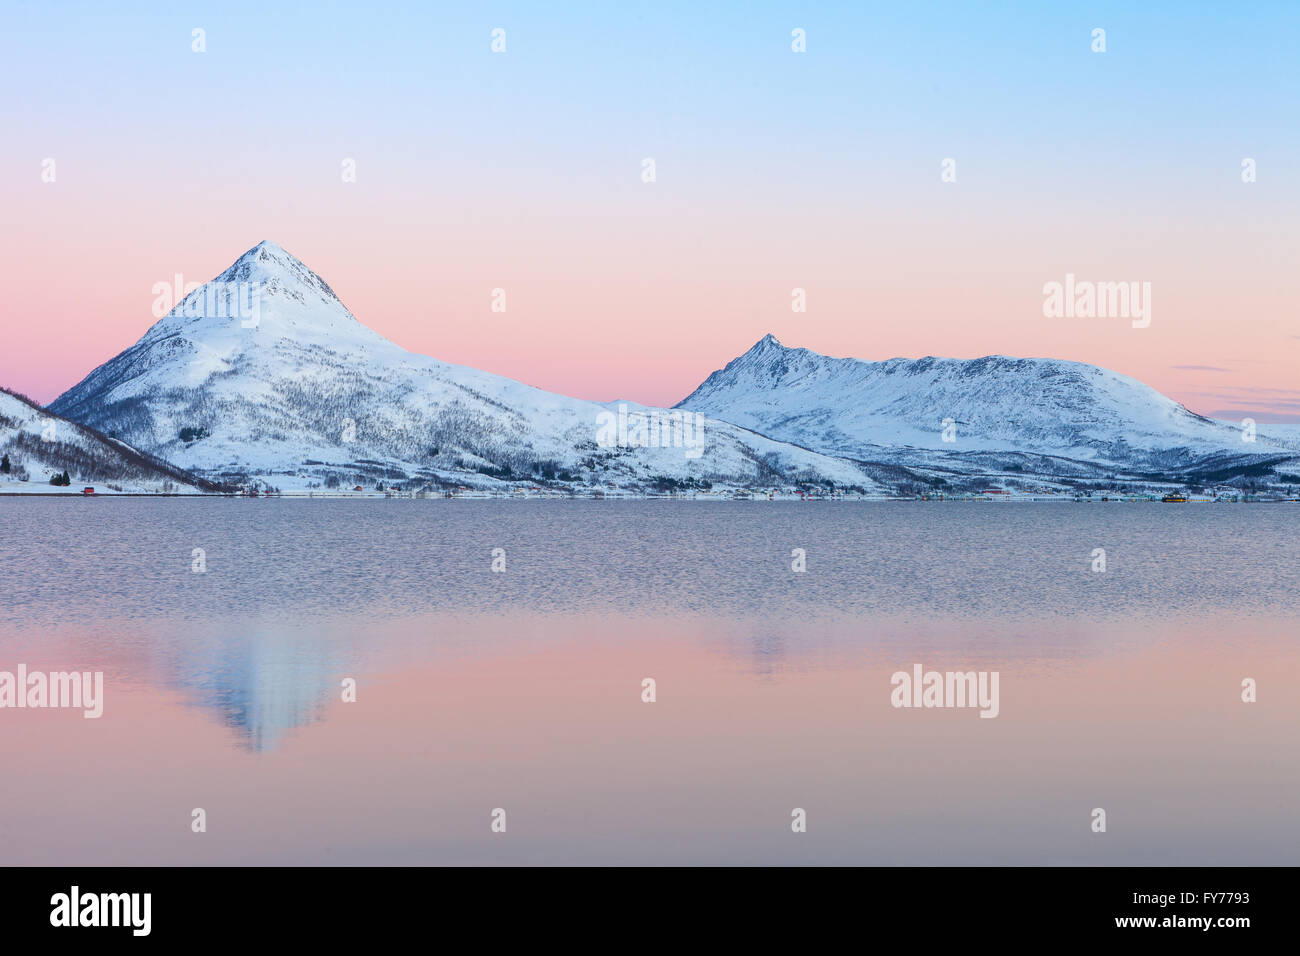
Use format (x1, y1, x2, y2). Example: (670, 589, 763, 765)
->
(1, 499, 1296, 864)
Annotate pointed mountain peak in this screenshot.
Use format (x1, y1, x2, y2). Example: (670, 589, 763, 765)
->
(210, 240, 344, 310)
(222, 239, 303, 274)
(732, 333, 790, 363)
(675, 334, 808, 408)
(737, 333, 806, 367)
(130, 240, 375, 350)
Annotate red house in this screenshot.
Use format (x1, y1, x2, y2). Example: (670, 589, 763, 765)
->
(81, 487, 95, 495)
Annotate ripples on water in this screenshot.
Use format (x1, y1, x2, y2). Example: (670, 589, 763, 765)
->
(3, 499, 1296, 627)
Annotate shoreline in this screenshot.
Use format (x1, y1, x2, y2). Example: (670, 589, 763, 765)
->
(3, 491, 1296, 503)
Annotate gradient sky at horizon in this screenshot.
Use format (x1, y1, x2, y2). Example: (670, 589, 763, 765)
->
(2, 1, 1297, 419)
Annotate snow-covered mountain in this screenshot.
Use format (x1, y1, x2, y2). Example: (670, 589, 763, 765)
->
(677, 334, 1299, 476)
(43, 246, 1298, 497)
(50, 243, 887, 494)
(0, 387, 216, 493)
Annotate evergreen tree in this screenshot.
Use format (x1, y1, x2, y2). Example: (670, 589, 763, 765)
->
(1, 454, 9, 474)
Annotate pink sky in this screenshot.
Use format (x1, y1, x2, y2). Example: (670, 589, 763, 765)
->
(2, 156, 1296, 421)
(1, 2, 1296, 421)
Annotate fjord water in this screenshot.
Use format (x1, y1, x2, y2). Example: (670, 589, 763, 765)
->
(1, 499, 1296, 865)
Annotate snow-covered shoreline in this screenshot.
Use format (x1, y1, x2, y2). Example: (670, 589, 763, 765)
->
(5, 486, 1294, 503)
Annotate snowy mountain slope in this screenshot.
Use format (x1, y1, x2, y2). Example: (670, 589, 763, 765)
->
(676, 334, 1299, 470)
(0, 387, 217, 493)
(50, 243, 889, 494)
